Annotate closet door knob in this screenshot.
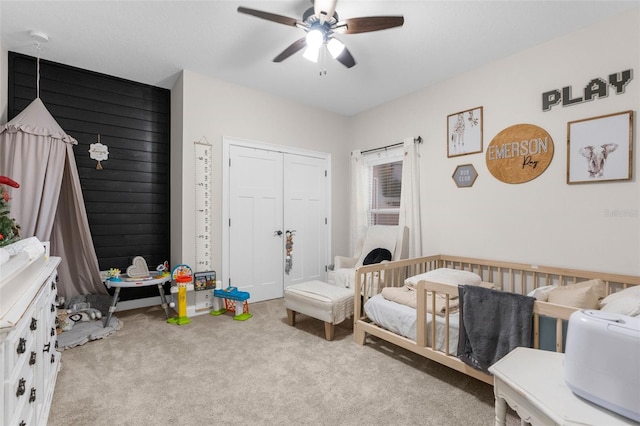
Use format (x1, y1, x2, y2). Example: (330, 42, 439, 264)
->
(274, 230, 283, 236)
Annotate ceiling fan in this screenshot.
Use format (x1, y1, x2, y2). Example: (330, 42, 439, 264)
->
(237, 0, 404, 68)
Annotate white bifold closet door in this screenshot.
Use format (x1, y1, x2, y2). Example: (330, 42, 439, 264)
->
(228, 144, 328, 303)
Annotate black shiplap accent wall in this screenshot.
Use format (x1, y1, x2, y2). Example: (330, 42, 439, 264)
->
(8, 52, 170, 299)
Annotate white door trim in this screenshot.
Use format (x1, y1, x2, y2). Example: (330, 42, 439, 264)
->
(222, 136, 332, 292)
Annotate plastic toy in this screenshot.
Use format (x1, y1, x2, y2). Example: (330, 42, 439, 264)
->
(167, 264, 192, 325)
(156, 260, 170, 277)
(106, 268, 122, 281)
(211, 286, 252, 321)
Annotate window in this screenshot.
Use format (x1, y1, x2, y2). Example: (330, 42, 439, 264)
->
(364, 147, 403, 225)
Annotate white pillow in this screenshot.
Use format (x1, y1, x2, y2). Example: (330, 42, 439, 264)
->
(527, 285, 557, 301)
(548, 279, 605, 309)
(356, 226, 398, 267)
(599, 285, 640, 317)
(405, 268, 482, 288)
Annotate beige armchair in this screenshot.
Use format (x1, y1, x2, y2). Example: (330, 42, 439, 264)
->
(329, 225, 409, 288)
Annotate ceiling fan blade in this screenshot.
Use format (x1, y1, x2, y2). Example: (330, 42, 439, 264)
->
(273, 37, 307, 62)
(335, 45, 356, 68)
(237, 6, 301, 27)
(335, 16, 404, 34)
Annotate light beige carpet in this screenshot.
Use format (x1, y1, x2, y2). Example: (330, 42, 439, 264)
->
(49, 298, 519, 425)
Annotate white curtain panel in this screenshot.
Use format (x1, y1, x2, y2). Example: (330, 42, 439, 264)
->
(399, 137, 422, 257)
(0, 98, 105, 297)
(349, 150, 368, 255)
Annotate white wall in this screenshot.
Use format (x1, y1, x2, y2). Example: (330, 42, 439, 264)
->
(349, 8, 640, 275)
(171, 70, 351, 275)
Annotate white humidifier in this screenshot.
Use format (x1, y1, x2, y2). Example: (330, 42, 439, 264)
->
(564, 309, 640, 422)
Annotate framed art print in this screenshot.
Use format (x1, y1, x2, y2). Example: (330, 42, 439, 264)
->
(567, 110, 633, 184)
(447, 106, 483, 157)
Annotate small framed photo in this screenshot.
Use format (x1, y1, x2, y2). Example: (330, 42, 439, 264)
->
(194, 271, 216, 291)
(447, 106, 483, 157)
(567, 110, 633, 184)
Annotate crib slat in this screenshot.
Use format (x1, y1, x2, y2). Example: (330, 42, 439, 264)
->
(556, 318, 563, 352)
(444, 294, 450, 355)
(533, 314, 540, 348)
(430, 292, 437, 350)
(416, 282, 427, 347)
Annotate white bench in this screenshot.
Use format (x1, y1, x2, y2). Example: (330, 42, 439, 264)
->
(284, 280, 354, 341)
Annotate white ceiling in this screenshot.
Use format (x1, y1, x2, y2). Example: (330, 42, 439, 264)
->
(2, 1, 638, 116)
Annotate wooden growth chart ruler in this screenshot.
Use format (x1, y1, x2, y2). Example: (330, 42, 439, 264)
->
(193, 140, 215, 312)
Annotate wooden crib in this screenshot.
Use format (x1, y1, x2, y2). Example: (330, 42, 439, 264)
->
(353, 254, 640, 385)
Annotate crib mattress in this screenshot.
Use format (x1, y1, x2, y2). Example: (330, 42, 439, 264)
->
(364, 294, 460, 354)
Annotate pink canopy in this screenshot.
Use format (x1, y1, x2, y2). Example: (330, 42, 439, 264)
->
(0, 98, 105, 297)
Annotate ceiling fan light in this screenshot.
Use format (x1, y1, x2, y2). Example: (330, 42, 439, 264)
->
(327, 38, 345, 59)
(303, 46, 320, 63)
(305, 28, 324, 50)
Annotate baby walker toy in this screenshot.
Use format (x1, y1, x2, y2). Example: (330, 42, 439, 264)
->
(167, 264, 192, 325)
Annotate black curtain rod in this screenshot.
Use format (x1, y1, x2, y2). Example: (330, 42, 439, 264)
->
(360, 136, 423, 155)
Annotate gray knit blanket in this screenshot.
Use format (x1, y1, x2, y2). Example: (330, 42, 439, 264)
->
(457, 285, 535, 374)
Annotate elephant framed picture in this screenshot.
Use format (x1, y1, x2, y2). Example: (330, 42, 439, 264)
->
(447, 106, 483, 157)
(567, 110, 633, 184)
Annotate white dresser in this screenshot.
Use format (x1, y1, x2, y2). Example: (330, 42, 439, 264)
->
(489, 347, 636, 425)
(1, 256, 62, 426)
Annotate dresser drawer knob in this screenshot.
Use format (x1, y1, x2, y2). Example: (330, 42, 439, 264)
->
(29, 387, 36, 403)
(51, 303, 56, 312)
(29, 351, 37, 366)
(16, 378, 26, 397)
(30, 317, 38, 330)
(43, 343, 51, 353)
(51, 353, 56, 363)
(17, 337, 26, 354)
(51, 327, 55, 337)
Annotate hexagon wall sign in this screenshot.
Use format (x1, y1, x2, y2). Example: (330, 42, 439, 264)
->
(452, 164, 478, 188)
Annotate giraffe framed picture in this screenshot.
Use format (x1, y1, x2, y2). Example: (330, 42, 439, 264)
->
(447, 106, 483, 157)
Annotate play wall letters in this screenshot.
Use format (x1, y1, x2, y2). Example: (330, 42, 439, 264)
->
(542, 69, 633, 111)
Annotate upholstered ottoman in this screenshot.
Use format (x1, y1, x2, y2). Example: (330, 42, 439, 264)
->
(284, 280, 354, 341)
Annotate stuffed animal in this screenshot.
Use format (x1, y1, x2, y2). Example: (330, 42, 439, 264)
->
(56, 311, 75, 334)
(55, 301, 103, 334)
(67, 311, 93, 324)
(69, 302, 102, 320)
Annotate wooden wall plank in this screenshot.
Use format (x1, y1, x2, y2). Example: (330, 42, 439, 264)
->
(8, 52, 171, 301)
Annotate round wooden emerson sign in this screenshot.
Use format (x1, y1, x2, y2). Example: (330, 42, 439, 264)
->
(486, 124, 554, 184)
